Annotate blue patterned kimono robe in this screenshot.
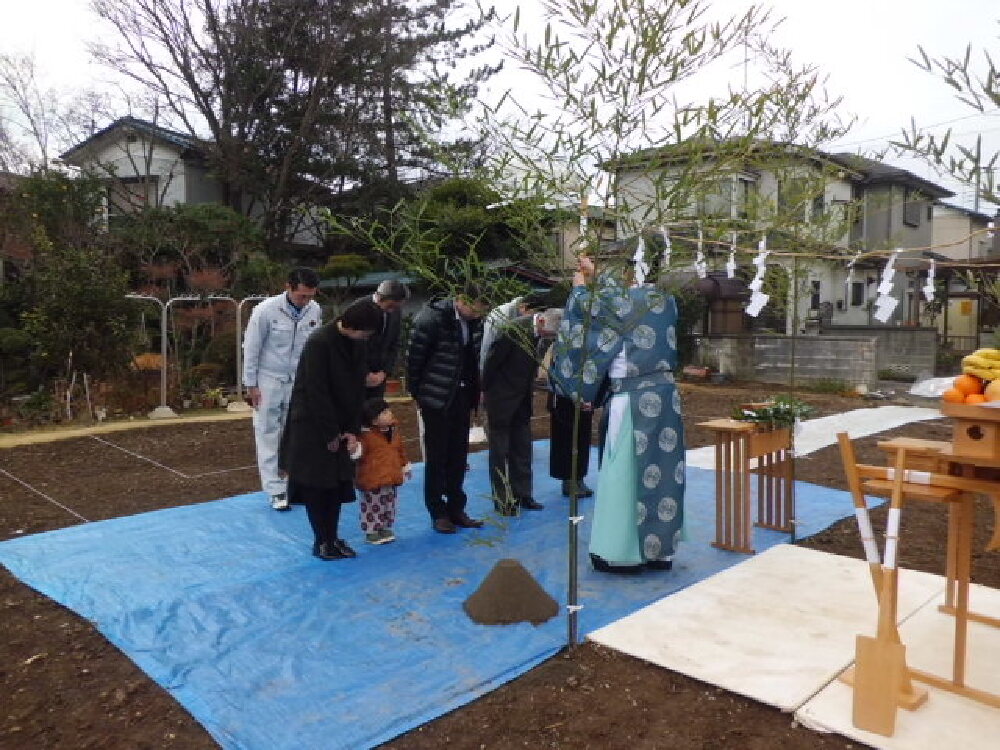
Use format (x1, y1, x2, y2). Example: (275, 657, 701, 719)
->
(552, 276, 685, 566)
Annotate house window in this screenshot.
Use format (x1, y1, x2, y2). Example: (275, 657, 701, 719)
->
(810, 280, 821, 310)
(850, 281, 865, 306)
(903, 189, 922, 227)
(778, 177, 810, 222)
(736, 176, 756, 219)
(107, 176, 159, 225)
(699, 180, 733, 218)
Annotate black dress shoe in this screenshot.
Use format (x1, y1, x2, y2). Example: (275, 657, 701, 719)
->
(518, 498, 545, 511)
(313, 541, 345, 561)
(645, 559, 673, 571)
(332, 539, 357, 558)
(433, 518, 457, 534)
(589, 553, 642, 575)
(452, 513, 484, 529)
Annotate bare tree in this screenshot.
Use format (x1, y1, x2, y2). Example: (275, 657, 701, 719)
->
(89, 0, 351, 247)
(0, 52, 132, 174)
(0, 53, 58, 171)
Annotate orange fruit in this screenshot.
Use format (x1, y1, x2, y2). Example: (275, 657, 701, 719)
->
(942, 388, 966, 403)
(966, 393, 988, 404)
(954, 374, 985, 395)
(985, 379, 1000, 401)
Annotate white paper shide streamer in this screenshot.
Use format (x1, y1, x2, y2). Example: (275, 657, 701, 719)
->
(745, 236, 770, 318)
(872, 249, 901, 323)
(660, 225, 671, 268)
(726, 232, 737, 279)
(922, 258, 936, 303)
(632, 237, 650, 285)
(694, 227, 707, 278)
(844, 251, 860, 291)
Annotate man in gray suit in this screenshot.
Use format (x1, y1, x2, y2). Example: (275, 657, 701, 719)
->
(482, 301, 560, 515)
(348, 279, 409, 398)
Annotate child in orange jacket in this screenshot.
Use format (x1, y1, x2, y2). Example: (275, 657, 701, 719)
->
(356, 397, 411, 544)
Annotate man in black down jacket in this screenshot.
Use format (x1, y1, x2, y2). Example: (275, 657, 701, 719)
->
(407, 292, 488, 533)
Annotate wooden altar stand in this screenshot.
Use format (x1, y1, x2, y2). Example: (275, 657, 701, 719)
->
(836, 403, 1000, 736)
(698, 419, 795, 554)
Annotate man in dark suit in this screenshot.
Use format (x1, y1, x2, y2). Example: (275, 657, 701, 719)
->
(348, 279, 409, 398)
(482, 302, 560, 515)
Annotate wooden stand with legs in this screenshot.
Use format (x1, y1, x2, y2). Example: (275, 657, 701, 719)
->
(838, 426, 1000, 737)
(699, 419, 795, 554)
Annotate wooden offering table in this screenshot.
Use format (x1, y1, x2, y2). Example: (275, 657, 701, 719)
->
(698, 419, 795, 554)
(866, 403, 1000, 713)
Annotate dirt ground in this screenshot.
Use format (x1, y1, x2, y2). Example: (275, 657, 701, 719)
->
(1, 382, 998, 749)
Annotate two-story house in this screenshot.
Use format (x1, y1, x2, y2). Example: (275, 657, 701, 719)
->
(606, 140, 954, 332)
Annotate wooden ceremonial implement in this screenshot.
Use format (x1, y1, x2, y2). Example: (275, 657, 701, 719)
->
(839, 430, 1000, 718)
(851, 445, 907, 736)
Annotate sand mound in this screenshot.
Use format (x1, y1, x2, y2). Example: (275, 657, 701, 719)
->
(463, 558, 559, 626)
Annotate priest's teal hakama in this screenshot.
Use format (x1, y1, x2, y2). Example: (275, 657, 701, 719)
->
(553, 276, 685, 571)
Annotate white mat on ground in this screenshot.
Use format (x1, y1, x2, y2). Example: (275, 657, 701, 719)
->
(796, 583, 1000, 750)
(686, 405, 942, 469)
(588, 545, 942, 712)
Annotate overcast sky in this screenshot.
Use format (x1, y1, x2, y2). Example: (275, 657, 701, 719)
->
(2, 0, 998, 209)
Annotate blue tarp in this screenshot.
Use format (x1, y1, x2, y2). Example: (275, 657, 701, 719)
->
(0, 442, 862, 749)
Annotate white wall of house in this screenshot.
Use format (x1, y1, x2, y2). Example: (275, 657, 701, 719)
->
(767, 258, 921, 331)
(287, 205, 328, 247)
(931, 205, 991, 260)
(614, 170, 669, 237)
(85, 137, 189, 207)
(615, 163, 855, 248)
(855, 185, 935, 252)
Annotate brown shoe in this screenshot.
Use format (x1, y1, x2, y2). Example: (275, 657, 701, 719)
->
(452, 513, 484, 529)
(433, 518, 457, 534)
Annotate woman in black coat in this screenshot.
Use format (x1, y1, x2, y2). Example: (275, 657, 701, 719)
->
(279, 300, 384, 560)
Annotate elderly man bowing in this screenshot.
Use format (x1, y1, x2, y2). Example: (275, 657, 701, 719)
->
(482, 302, 560, 515)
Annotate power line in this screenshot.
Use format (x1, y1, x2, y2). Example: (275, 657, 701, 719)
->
(830, 111, 1000, 150)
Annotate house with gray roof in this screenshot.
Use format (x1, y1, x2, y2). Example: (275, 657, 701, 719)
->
(59, 117, 324, 246)
(604, 139, 957, 330)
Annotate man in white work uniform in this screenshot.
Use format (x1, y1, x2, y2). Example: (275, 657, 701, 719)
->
(242, 267, 322, 510)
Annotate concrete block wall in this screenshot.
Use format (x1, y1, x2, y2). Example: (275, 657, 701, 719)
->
(753, 335, 876, 386)
(693, 336, 755, 380)
(693, 334, 878, 386)
(820, 326, 937, 378)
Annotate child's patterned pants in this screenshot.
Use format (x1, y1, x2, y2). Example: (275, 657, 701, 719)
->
(360, 485, 398, 533)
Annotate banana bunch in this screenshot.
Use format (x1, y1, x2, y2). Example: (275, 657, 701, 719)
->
(962, 348, 1000, 381)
